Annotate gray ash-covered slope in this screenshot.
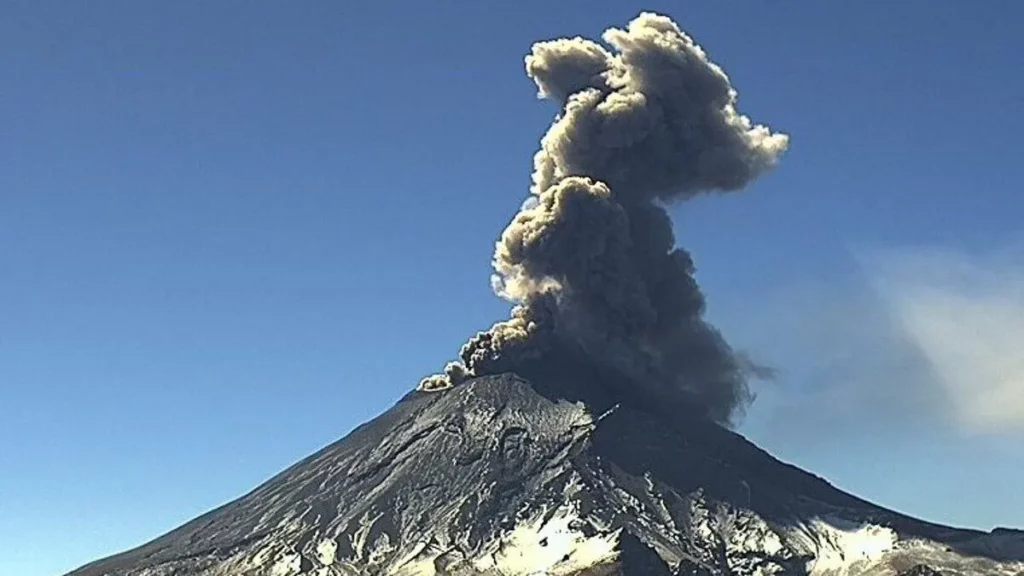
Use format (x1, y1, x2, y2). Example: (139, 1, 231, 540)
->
(69, 371, 1023, 576)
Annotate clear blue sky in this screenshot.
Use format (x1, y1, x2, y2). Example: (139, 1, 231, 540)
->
(2, 2, 1022, 575)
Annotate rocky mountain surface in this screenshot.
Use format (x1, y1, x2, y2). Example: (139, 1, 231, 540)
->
(68, 372, 1024, 576)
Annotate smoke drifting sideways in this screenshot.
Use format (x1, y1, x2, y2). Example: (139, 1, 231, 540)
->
(420, 13, 789, 425)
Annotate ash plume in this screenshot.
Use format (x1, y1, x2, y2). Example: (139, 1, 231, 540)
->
(421, 13, 788, 425)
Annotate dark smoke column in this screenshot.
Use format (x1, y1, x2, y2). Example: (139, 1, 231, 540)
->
(422, 13, 788, 425)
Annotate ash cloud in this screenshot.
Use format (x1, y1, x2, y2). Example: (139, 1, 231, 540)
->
(421, 13, 788, 425)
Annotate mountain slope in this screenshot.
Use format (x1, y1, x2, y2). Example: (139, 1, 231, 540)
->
(67, 373, 1024, 575)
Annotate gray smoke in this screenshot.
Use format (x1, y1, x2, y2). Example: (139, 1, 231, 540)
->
(420, 13, 788, 425)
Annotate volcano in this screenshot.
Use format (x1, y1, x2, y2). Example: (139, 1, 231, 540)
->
(64, 12, 1024, 575)
(67, 370, 1023, 576)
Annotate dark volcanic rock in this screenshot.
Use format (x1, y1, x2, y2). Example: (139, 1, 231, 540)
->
(67, 373, 1024, 576)
(897, 565, 944, 576)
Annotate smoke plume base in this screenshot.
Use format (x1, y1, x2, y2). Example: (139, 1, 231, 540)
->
(420, 12, 788, 426)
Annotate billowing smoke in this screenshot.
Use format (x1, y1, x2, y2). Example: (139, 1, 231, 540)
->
(420, 13, 788, 425)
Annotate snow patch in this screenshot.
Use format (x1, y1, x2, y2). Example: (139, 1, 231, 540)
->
(487, 504, 621, 575)
(799, 518, 897, 575)
(316, 538, 338, 566)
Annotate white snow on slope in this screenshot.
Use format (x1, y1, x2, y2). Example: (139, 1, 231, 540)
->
(479, 503, 621, 575)
(792, 518, 897, 575)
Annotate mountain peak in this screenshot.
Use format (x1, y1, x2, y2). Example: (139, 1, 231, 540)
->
(68, 374, 1024, 575)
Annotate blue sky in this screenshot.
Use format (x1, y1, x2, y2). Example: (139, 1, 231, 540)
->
(2, 2, 1022, 575)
